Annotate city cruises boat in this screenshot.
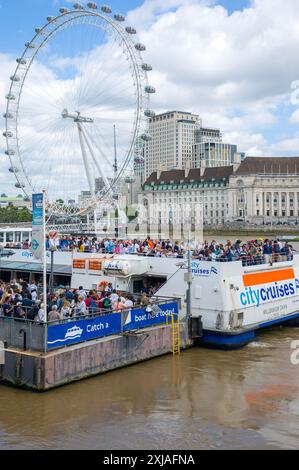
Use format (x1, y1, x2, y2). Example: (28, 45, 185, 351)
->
(71, 252, 299, 348)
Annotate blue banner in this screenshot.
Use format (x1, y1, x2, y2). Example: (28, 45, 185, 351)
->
(32, 193, 44, 226)
(31, 193, 44, 260)
(48, 313, 122, 350)
(123, 302, 179, 331)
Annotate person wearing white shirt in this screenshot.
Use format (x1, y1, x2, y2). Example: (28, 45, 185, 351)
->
(37, 304, 46, 323)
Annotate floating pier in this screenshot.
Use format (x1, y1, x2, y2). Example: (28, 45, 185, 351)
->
(0, 323, 191, 391)
(0, 298, 199, 391)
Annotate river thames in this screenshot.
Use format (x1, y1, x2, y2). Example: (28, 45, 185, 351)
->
(1, 326, 299, 450)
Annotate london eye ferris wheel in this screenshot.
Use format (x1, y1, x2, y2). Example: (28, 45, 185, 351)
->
(3, 3, 155, 217)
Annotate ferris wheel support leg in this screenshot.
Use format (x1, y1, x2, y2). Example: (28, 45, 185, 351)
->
(77, 123, 95, 196)
(81, 125, 111, 194)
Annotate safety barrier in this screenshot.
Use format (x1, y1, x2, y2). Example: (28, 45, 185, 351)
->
(0, 298, 180, 353)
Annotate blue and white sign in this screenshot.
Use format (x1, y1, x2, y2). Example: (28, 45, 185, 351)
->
(123, 302, 179, 331)
(48, 313, 122, 350)
(31, 192, 44, 261)
(32, 193, 44, 226)
(191, 261, 218, 277)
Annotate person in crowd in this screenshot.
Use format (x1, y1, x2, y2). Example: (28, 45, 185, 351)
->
(48, 305, 62, 324)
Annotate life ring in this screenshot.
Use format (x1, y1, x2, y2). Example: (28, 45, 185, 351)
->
(99, 280, 109, 292)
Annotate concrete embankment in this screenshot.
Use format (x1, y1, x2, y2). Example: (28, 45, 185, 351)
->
(0, 323, 191, 391)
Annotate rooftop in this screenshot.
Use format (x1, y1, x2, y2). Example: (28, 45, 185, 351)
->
(144, 166, 234, 187)
(235, 156, 299, 175)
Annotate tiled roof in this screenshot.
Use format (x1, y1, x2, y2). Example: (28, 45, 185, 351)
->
(234, 157, 299, 175)
(144, 166, 234, 186)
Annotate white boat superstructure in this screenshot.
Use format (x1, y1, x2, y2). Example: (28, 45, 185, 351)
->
(71, 252, 299, 347)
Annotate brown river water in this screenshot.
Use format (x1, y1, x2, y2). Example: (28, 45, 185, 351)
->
(1, 327, 299, 450)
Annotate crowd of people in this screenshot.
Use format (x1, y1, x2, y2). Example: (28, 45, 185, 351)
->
(47, 235, 294, 264)
(193, 238, 294, 265)
(0, 278, 153, 324)
(0, 237, 295, 323)
(3, 235, 295, 264)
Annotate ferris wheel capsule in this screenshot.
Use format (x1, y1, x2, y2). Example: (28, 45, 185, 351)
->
(74, 3, 84, 10)
(140, 133, 152, 142)
(15, 182, 25, 189)
(59, 8, 69, 14)
(114, 14, 125, 22)
(101, 5, 112, 13)
(9, 166, 19, 173)
(10, 75, 20, 82)
(142, 63, 152, 72)
(125, 27, 137, 35)
(145, 86, 156, 94)
(87, 2, 97, 9)
(144, 109, 155, 118)
(135, 43, 146, 51)
(5, 94, 16, 100)
(16, 58, 27, 65)
(5, 149, 16, 156)
(25, 42, 35, 48)
(3, 112, 13, 119)
(134, 155, 145, 164)
(3, 131, 13, 138)
(35, 27, 43, 34)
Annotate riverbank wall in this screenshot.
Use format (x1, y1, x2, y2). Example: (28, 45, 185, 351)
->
(0, 322, 191, 391)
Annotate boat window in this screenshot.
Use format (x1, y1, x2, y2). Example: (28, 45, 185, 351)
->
(132, 276, 167, 295)
(0, 232, 4, 243)
(6, 232, 14, 243)
(22, 232, 30, 241)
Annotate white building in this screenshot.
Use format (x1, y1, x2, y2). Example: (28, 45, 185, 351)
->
(228, 156, 299, 224)
(140, 156, 299, 229)
(144, 111, 201, 179)
(140, 166, 233, 232)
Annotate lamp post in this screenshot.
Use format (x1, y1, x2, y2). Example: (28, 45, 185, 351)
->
(183, 232, 193, 338)
(49, 246, 56, 297)
(48, 230, 58, 297)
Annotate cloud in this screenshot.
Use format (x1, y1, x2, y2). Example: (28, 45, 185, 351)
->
(128, 0, 299, 151)
(2, 0, 299, 200)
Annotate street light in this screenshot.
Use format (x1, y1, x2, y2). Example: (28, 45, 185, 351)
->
(176, 233, 193, 338)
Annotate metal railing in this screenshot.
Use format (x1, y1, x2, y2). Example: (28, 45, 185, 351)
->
(0, 296, 180, 353)
(198, 253, 294, 266)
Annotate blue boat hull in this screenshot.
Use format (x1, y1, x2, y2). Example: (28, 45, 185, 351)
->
(200, 311, 299, 349)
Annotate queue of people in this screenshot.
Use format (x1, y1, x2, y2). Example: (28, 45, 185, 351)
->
(0, 278, 149, 324)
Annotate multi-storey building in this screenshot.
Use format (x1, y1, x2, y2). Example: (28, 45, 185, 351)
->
(195, 127, 222, 143)
(140, 166, 233, 228)
(194, 142, 239, 168)
(228, 157, 299, 224)
(144, 111, 201, 179)
(140, 156, 299, 229)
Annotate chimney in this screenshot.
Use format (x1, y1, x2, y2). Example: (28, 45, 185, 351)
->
(157, 164, 167, 180)
(184, 160, 191, 178)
